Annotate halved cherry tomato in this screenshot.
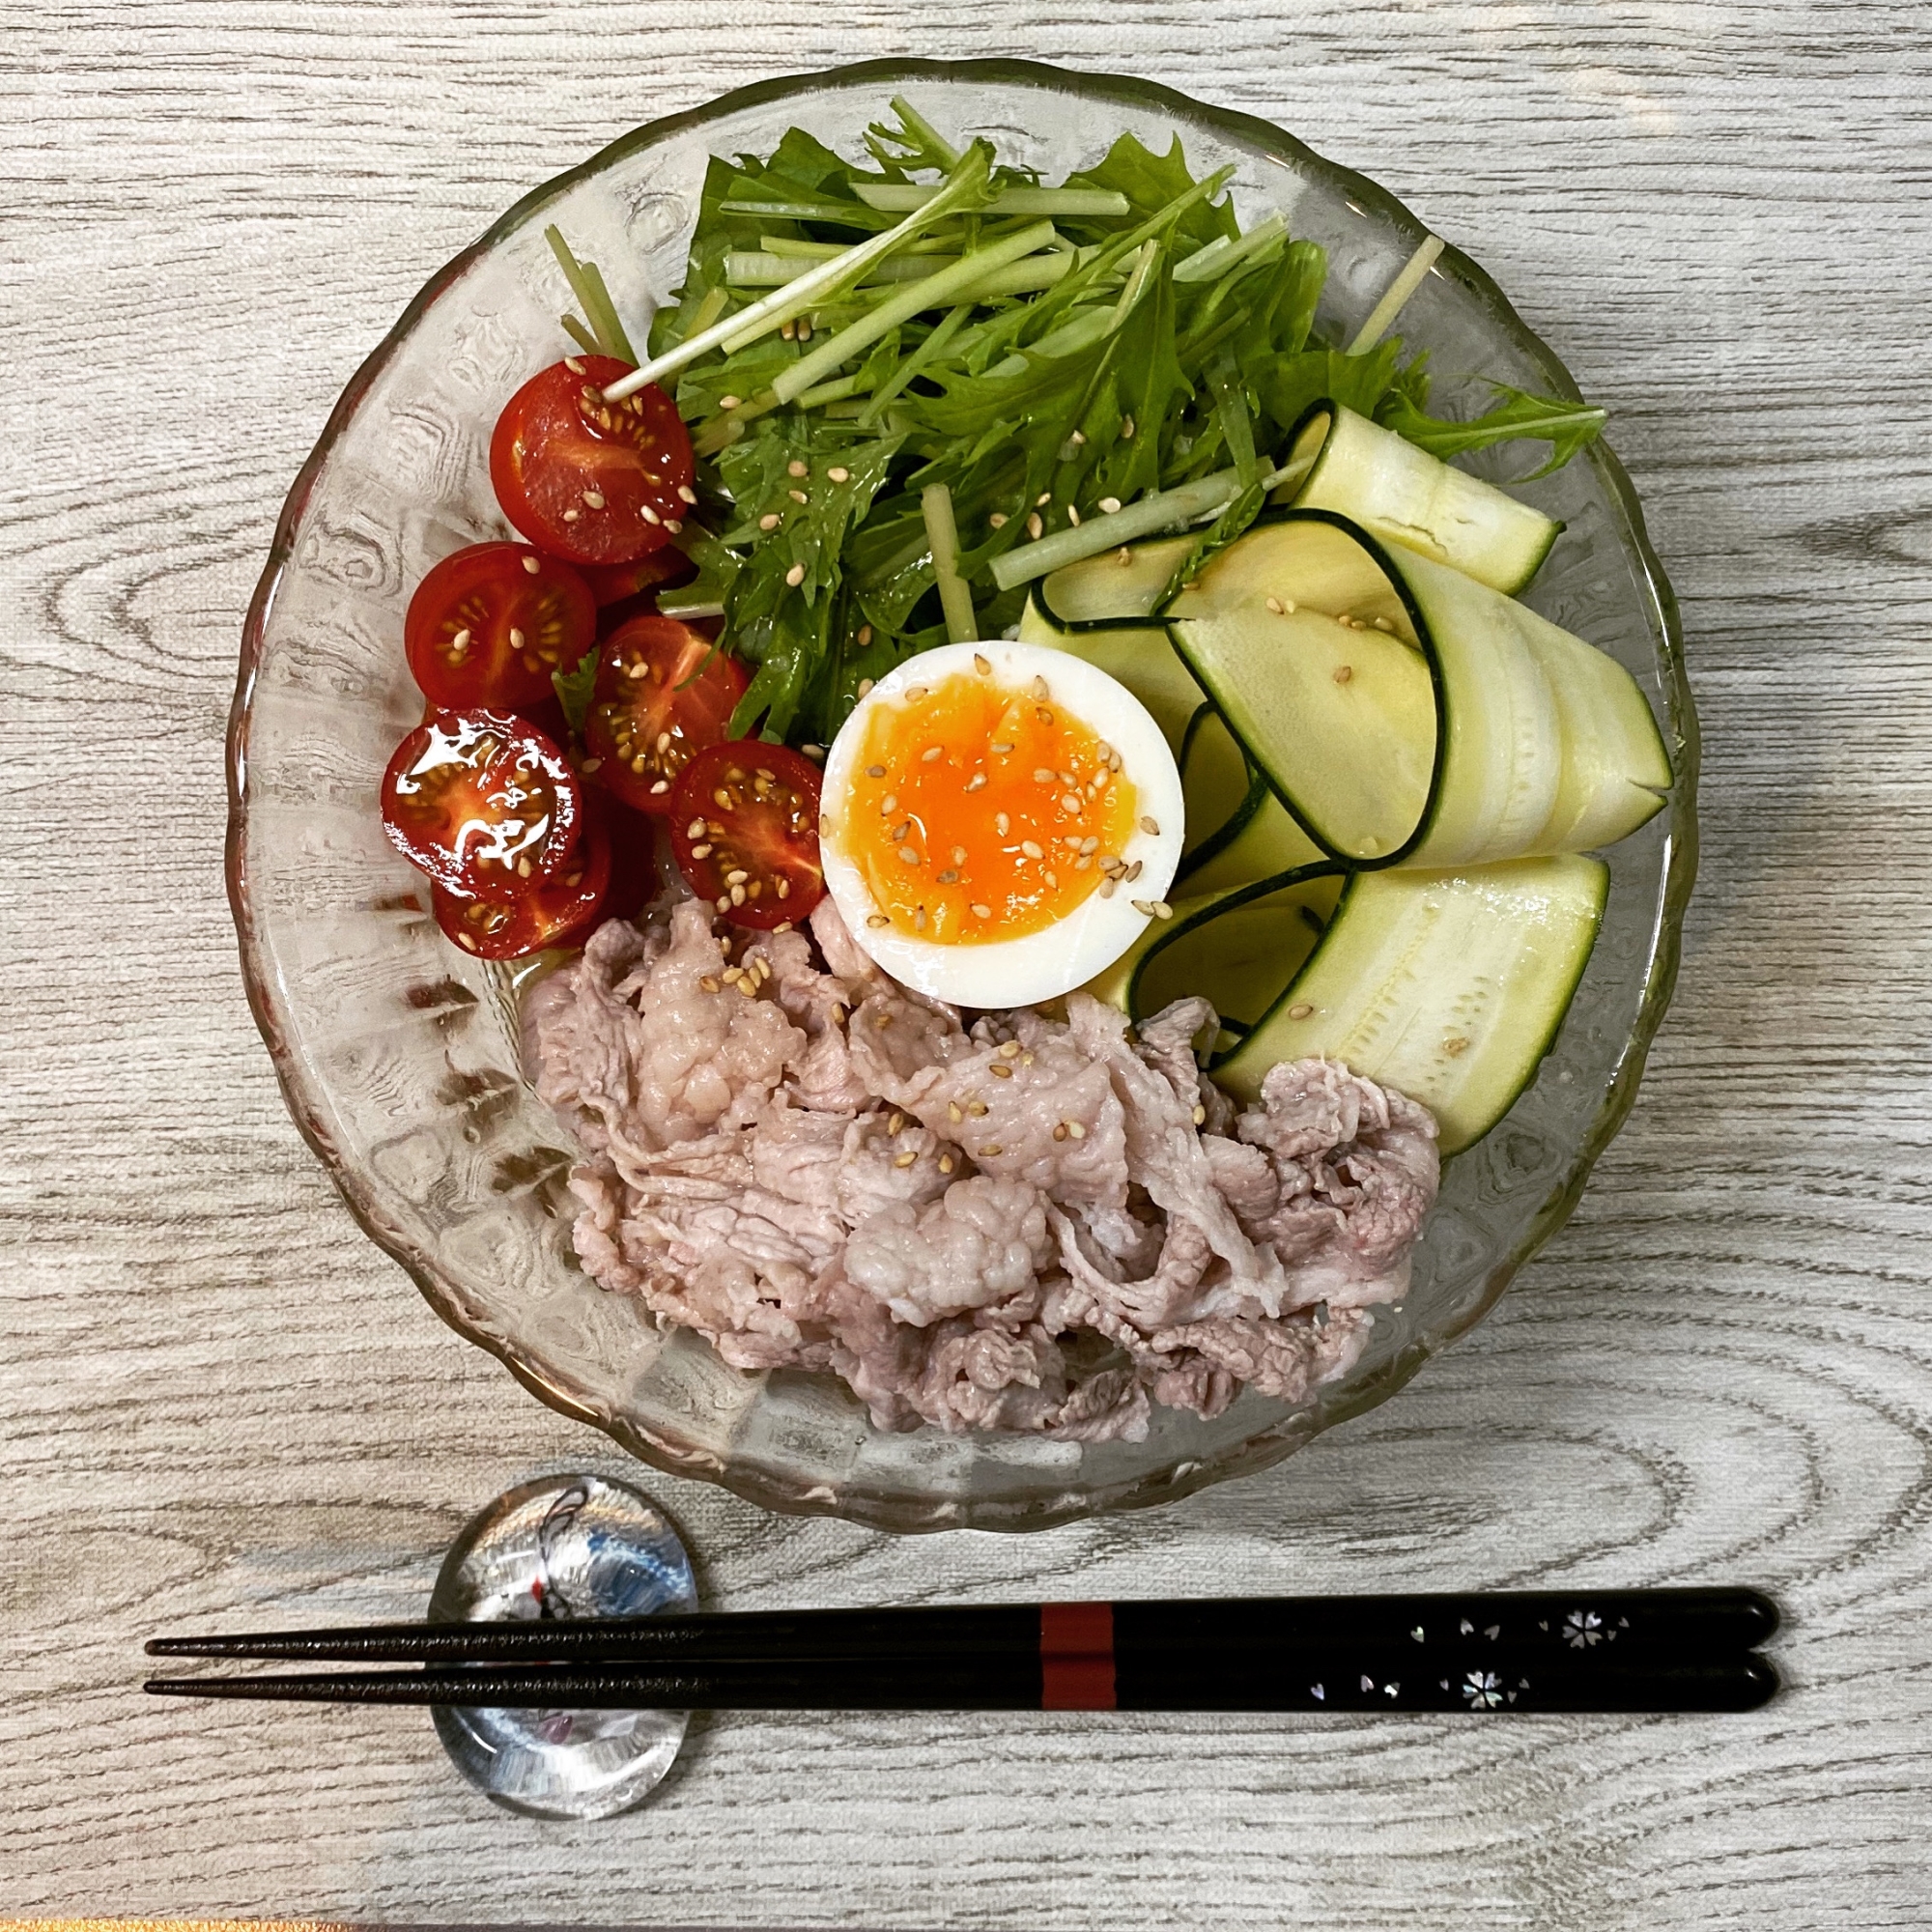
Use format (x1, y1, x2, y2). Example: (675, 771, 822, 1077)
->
(579, 548, 696, 610)
(380, 710, 582, 902)
(583, 615, 749, 815)
(490, 355, 694, 567)
(668, 741, 825, 931)
(434, 811, 611, 959)
(404, 543, 595, 711)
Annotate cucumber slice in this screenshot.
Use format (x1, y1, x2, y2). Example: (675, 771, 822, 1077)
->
(1213, 855, 1609, 1153)
(1019, 533, 1204, 758)
(1130, 867, 1347, 1040)
(1166, 511, 1668, 869)
(1179, 790, 1323, 895)
(1179, 703, 1262, 861)
(1274, 401, 1562, 594)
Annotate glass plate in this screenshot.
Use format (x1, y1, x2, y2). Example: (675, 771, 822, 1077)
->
(226, 57, 1696, 1532)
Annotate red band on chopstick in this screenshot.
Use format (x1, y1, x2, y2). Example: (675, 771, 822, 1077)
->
(1038, 1602, 1116, 1710)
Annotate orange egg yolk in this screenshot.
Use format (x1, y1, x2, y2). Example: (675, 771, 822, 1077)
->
(844, 669, 1140, 944)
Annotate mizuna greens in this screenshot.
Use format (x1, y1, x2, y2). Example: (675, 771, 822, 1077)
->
(559, 99, 1605, 750)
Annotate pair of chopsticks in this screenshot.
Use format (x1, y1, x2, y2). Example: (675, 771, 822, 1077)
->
(145, 1589, 1779, 1713)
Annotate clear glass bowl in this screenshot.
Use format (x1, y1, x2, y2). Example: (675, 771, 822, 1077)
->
(226, 58, 1695, 1532)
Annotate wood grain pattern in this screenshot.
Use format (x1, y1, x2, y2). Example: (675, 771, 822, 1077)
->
(4, 2, 1931, 1923)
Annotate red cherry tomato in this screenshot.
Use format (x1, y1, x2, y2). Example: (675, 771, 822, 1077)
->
(380, 710, 582, 902)
(579, 548, 696, 610)
(404, 543, 596, 711)
(668, 741, 825, 931)
(490, 355, 694, 567)
(434, 810, 612, 959)
(583, 615, 750, 815)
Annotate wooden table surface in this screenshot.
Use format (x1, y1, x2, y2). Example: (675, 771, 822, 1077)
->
(6, 2, 1930, 1923)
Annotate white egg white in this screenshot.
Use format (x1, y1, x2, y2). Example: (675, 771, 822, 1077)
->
(820, 640, 1186, 1007)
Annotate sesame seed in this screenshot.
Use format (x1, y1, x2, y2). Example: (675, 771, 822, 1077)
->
(999, 1040, 1021, 1058)
(1070, 429, 1087, 446)
(700, 975, 721, 993)
(951, 845, 967, 864)
(564, 355, 586, 374)
(451, 628, 471, 650)
(784, 562, 807, 587)
(1080, 836, 1098, 854)
(827, 466, 850, 483)
(892, 820, 911, 841)
(1334, 665, 1354, 684)
(1289, 1003, 1314, 1019)
(980, 1144, 1004, 1158)
(1282, 598, 1297, 613)
(867, 913, 891, 929)
(1132, 899, 1153, 915)
(1121, 413, 1136, 439)
(1026, 512, 1043, 539)
(894, 1151, 918, 1168)
(649, 779, 669, 794)
(1066, 504, 1082, 526)
(966, 1100, 988, 1116)
(640, 504, 662, 526)
(737, 976, 756, 996)
(657, 731, 672, 753)
(678, 483, 698, 505)
(913, 906, 927, 930)
(1062, 794, 1082, 813)
(1192, 1104, 1207, 1125)
(991, 742, 1015, 756)
(937, 868, 959, 885)
(898, 845, 921, 865)
(867, 764, 888, 779)
(994, 813, 1010, 836)
(1033, 767, 1055, 783)
(880, 794, 898, 814)
(722, 966, 743, 984)
(1117, 547, 1133, 565)
(819, 813, 833, 836)
(1098, 497, 1122, 514)
(831, 1003, 849, 1025)
(775, 920, 793, 932)
(716, 894, 731, 913)
(720, 394, 742, 410)
(1074, 855, 1092, 870)
(1374, 616, 1394, 632)
(1043, 868, 1058, 888)
(521, 554, 540, 575)
(1066, 1121, 1086, 1140)
(1151, 900, 1172, 919)
(801, 745, 825, 762)
(787, 459, 809, 478)
(970, 903, 992, 919)
(938, 1153, 955, 1174)
(888, 1111, 905, 1134)
(666, 519, 683, 536)
(789, 489, 809, 503)
(729, 883, 746, 905)
(776, 877, 790, 898)
(949, 1102, 964, 1122)
(1125, 860, 1143, 882)
(714, 787, 733, 809)
(876, 1012, 894, 1029)
(989, 512, 1008, 528)
(974, 653, 991, 675)
(759, 513, 781, 530)
(1036, 492, 1052, 507)
(858, 629, 874, 649)
(906, 685, 928, 701)
(1099, 877, 1116, 896)
(921, 745, 944, 763)
(1031, 676, 1049, 700)
(1020, 839, 1043, 859)
(857, 676, 874, 696)
(687, 817, 706, 839)
(690, 842, 713, 860)
(582, 490, 606, 509)
(724, 868, 749, 886)
(1037, 708, 1054, 725)
(1139, 815, 1160, 837)
(1265, 596, 1285, 615)
(582, 757, 602, 774)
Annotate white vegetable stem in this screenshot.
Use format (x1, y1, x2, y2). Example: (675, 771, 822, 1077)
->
(989, 459, 1298, 592)
(724, 250, 964, 288)
(771, 219, 1057, 407)
(854, 183, 1131, 217)
(922, 484, 978, 643)
(1346, 232, 1446, 355)
(601, 143, 994, 404)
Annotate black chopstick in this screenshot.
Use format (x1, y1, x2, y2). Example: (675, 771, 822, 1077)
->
(143, 1652, 1777, 1714)
(145, 1588, 1777, 1666)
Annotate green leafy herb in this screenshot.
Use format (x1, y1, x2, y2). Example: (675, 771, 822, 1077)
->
(611, 99, 1605, 750)
(552, 646, 601, 736)
(1377, 382, 1608, 476)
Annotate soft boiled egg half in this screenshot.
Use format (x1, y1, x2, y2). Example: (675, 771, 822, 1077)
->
(820, 640, 1185, 1006)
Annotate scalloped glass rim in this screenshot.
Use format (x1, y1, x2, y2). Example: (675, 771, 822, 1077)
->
(226, 57, 1697, 1532)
